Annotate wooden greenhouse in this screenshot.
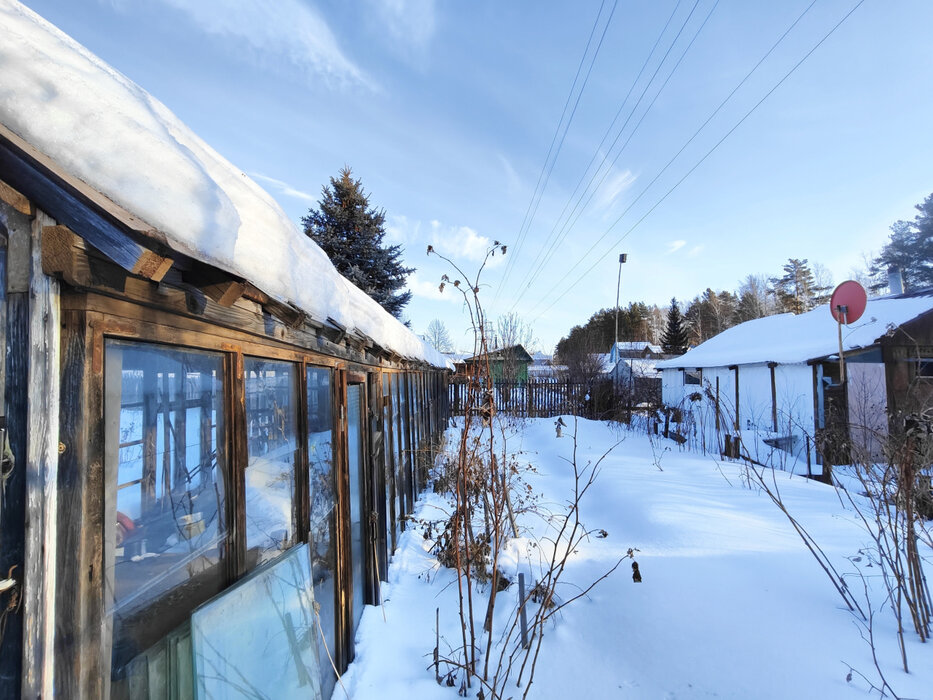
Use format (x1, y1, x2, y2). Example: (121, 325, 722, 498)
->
(0, 6, 449, 698)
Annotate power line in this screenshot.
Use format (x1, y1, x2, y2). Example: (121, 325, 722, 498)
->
(530, 0, 867, 325)
(505, 0, 691, 306)
(516, 0, 715, 302)
(494, 0, 618, 306)
(525, 0, 817, 317)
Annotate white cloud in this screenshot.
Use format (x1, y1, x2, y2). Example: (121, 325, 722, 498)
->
(407, 270, 458, 302)
(595, 167, 636, 211)
(430, 222, 503, 266)
(367, 0, 437, 61)
(144, 0, 371, 89)
(666, 240, 686, 254)
(250, 173, 317, 202)
(385, 214, 421, 246)
(688, 245, 704, 258)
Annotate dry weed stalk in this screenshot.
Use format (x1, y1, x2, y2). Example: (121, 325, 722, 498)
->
(427, 245, 624, 698)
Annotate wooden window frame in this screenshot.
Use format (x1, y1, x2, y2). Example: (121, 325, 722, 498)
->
(54, 289, 447, 695)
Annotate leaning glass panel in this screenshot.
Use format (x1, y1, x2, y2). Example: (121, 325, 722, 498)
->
(245, 358, 298, 569)
(306, 366, 337, 699)
(105, 341, 226, 699)
(191, 543, 322, 699)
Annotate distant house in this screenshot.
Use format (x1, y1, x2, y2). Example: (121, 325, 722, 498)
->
(606, 352, 662, 406)
(456, 344, 534, 383)
(609, 341, 664, 362)
(655, 291, 933, 468)
(528, 351, 564, 380)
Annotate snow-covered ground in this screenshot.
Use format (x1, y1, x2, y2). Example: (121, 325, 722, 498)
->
(341, 418, 931, 700)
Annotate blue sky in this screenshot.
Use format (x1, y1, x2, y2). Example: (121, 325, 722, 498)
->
(20, 0, 933, 352)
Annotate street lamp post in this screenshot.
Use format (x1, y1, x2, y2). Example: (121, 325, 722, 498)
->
(614, 253, 627, 358)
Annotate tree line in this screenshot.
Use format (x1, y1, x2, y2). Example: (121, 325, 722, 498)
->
(557, 191, 933, 358)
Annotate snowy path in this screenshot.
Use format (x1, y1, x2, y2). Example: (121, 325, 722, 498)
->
(343, 419, 931, 700)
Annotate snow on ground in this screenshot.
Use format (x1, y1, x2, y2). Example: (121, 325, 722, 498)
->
(342, 417, 932, 700)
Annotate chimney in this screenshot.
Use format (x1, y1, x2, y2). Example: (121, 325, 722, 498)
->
(888, 267, 904, 296)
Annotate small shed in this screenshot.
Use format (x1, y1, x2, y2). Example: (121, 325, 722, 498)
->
(458, 344, 533, 384)
(655, 291, 933, 468)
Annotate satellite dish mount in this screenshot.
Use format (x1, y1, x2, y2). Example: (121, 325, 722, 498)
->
(829, 281, 867, 384)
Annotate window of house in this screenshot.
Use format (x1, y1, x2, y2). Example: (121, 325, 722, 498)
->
(306, 366, 337, 698)
(104, 341, 227, 698)
(244, 358, 297, 569)
(683, 370, 701, 386)
(916, 359, 933, 378)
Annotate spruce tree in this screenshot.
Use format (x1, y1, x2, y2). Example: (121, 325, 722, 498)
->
(302, 167, 414, 318)
(871, 193, 933, 291)
(662, 298, 689, 355)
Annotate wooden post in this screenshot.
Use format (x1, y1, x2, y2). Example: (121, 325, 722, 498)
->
(518, 573, 530, 649)
(0, 202, 28, 696)
(836, 306, 848, 385)
(769, 363, 778, 432)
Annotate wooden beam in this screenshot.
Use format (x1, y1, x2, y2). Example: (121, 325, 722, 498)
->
(41, 225, 127, 292)
(0, 129, 173, 282)
(201, 281, 245, 308)
(0, 179, 33, 216)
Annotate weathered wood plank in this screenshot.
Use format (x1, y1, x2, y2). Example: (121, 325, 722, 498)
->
(22, 211, 61, 699)
(54, 308, 104, 698)
(0, 292, 28, 697)
(0, 179, 33, 216)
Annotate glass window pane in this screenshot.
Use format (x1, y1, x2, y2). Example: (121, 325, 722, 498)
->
(245, 358, 297, 569)
(105, 341, 226, 698)
(347, 384, 365, 634)
(307, 366, 336, 699)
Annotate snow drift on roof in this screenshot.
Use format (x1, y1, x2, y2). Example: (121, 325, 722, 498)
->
(655, 294, 933, 370)
(0, 1, 448, 368)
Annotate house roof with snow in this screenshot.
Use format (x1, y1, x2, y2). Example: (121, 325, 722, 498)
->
(460, 344, 533, 364)
(612, 341, 663, 356)
(0, 2, 447, 368)
(655, 291, 933, 370)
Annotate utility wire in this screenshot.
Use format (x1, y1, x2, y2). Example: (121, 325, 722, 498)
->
(524, 0, 816, 317)
(530, 0, 867, 325)
(494, 0, 617, 306)
(504, 0, 687, 304)
(516, 0, 716, 303)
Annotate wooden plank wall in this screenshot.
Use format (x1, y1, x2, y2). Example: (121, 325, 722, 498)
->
(0, 200, 28, 697)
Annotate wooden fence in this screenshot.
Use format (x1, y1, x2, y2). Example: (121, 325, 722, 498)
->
(448, 377, 660, 419)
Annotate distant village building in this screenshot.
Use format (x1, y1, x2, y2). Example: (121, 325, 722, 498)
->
(455, 344, 533, 384)
(655, 291, 933, 468)
(609, 341, 664, 361)
(606, 341, 663, 406)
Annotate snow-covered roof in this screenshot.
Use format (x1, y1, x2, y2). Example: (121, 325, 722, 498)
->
(0, 1, 447, 368)
(614, 341, 662, 354)
(655, 293, 933, 370)
(622, 358, 660, 377)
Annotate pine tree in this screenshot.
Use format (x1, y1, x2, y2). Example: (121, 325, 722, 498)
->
(662, 298, 689, 355)
(302, 167, 414, 318)
(771, 258, 828, 314)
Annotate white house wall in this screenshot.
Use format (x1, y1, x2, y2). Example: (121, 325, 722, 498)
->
(661, 362, 815, 464)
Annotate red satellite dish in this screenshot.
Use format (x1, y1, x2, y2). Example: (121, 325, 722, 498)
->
(830, 280, 867, 324)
